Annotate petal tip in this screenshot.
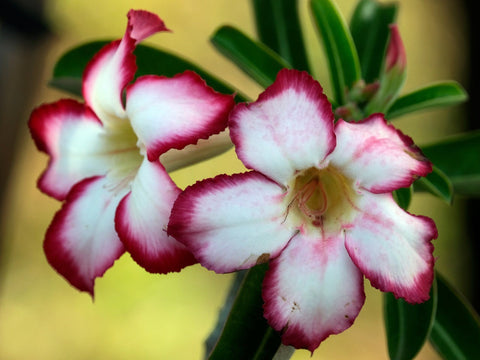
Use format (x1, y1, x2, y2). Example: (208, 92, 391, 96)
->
(127, 9, 170, 44)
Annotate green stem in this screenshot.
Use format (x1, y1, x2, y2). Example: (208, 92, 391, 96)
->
(272, 344, 295, 360)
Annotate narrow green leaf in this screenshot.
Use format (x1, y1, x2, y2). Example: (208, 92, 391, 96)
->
(207, 264, 281, 360)
(252, 327, 284, 360)
(421, 130, 480, 196)
(252, 0, 310, 72)
(211, 26, 291, 88)
(413, 166, 453, 204)
(310, 0, 361, 104)
(350, 0, 398, 83)
(429, 272, 480, 360)
(387, 81, 468, 120)
(393, 186, 412, 210)
(50, 40, 247, 102)
(384, 278, 437, 360)
(205, 271, 247, 358)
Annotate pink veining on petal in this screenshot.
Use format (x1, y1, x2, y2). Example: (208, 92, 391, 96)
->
(330, 114, 432, 194)
(344, 192, 437, 303)
(229, 69, 336, 186)
(29, 99, 103, 200)
(126, 71, 235, 160)
(114, 159, 196, 273)
(385, 24, 406, 72)
(82, 10, 169, 122)
(168, 171, 293, 273)
(262, 232, 365, 352)
(44, 176, 126, 297)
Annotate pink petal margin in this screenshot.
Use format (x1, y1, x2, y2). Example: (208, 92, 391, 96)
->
(168, 172, 293, 273)
(329, 114, 432, 193)
(82, 10, 169, 122)
(229, 69, 336, 186)
(29, 99, 103, 200)
(126, 71, 235, 161)
(263, 232, 365, 352)
(44, 176, 126, 297)
(126, 9, 170, 45)
(115, 159, 196, 273)
(345, 192, 437, 303)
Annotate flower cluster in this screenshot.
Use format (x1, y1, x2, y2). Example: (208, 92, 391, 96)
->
(30, 9, 436, 351)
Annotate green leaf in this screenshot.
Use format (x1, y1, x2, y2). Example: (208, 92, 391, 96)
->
(350, 0, 398, 83)
(387, 81, 468, 120)
(393, 186, 412, 210)
(429, 272, 480, 360)
(205, 271, 247, 358)
(384, 278, 437, 360)
(50, 40, 247, 102)
(251, 0, 310, 72)
(421, 130, 480, 196)
(310, 0, 361, 104)
(414, 166, 453, 204)
(207, 264, 281, 360)
(211, 26, 291, 88)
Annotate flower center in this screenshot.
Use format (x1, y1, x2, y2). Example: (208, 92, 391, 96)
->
(103, 118, 143, 186)
(285, 166, 359, 232)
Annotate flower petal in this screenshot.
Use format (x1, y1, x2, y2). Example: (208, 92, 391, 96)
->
(29, 99, 141, 200)
(263, 231, 365, 352)
(329, 114, 432, 193)
(126, 71, 234, 161)
(115, 158, 196, 273)
(344, 191, 437, 303)
(82, 10, 168, 124)
(229, 69, 336, 186)
(44, 176, 128, 296)
(168, 172, 294, 273)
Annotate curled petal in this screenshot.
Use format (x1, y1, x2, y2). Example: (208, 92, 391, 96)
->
(44, 176, 128, 296)
(115, 159, 196, 273)
(345, 192, 437, 303)
(263, 232, 365, 352)
(126, 9, 170, 45)
(329, 114, 432, 193)
(83, 10, 168, 124)
(126, 71, 234, 161)
(168, 172, 294, 273)
(229, 69, 336, 186)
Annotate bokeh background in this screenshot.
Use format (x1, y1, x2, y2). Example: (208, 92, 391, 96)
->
(0, 0, 475, 359)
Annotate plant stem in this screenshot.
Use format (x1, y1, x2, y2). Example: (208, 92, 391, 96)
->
(272, 344, 295, 360)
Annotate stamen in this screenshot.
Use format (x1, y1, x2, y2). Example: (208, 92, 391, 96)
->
(298, 178, 327, 225)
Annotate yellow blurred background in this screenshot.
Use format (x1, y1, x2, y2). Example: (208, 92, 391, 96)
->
(0, 0, 471, 359)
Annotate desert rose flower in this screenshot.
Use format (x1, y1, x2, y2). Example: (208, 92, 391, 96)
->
(168, 69, 437, 351)
(29, 10, 234, 296)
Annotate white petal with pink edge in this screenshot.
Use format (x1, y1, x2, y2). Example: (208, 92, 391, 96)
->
(126, 72, 234, 161)
(82, 10, 168, 125)
(263, 231, 365, 352)
(44, 176, 128, 296)
(115, 158, 196, 273)
(168, 172, 295, 273)
(29, 99, 142, 201)
(344, 191, 436, 303)
(229, 69, 336, 186)
(329, 115, 432, 193)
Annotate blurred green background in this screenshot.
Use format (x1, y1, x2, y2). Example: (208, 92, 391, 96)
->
(0, 0, 472, 359)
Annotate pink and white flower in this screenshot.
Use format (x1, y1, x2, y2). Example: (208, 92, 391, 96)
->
(29, 10, 234, 296)
(168, 69, 437, 351)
